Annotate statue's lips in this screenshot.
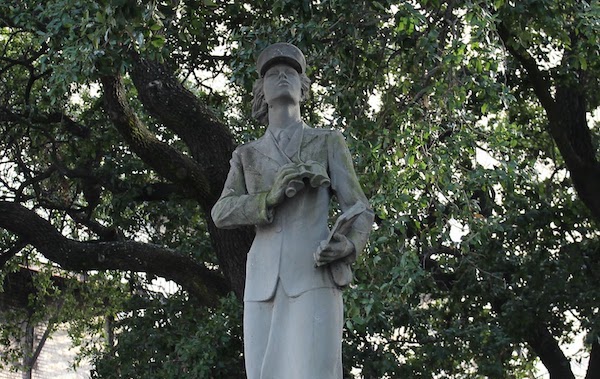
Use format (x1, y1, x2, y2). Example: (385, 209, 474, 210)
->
(278, 80, 290, 86)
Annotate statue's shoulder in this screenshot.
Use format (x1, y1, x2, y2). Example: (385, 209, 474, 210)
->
(304, 127, 346, 148)
(233, 135, 268, 154)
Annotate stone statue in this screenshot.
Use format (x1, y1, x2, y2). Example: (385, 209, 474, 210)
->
(211, 42, 374, 379)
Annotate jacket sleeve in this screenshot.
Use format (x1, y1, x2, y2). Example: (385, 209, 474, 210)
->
(327, 131, 374, 261)
(211, 148, 274, 229)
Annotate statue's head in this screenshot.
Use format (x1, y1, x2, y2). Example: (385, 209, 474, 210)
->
(252, 42, 311, 124)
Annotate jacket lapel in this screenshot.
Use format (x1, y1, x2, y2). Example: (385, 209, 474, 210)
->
(250, 135, 289, 167)
(297, 126, 321, 160)
(283, 123, 304, 161)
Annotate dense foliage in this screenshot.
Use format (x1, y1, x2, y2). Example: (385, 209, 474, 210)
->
(1, 0, 599, 378)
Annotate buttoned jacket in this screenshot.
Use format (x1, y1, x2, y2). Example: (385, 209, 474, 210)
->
(211, 123, 373, 301)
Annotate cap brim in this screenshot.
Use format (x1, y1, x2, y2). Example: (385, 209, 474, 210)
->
(260, 57, 303, 76)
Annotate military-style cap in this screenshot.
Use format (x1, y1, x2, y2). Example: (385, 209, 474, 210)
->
(256, 42, 306, 77)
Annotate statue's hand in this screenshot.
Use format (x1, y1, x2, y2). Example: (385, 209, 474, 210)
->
(315, 233, 355, 266)
(266, 163, 303, 208)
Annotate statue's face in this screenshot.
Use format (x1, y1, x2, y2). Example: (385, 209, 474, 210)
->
(262, 63, 302, 105)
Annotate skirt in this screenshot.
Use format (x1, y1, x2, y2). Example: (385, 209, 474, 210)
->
(244, 282, 343, 379)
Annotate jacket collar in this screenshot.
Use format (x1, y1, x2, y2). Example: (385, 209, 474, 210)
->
(252, 122, 319, 165)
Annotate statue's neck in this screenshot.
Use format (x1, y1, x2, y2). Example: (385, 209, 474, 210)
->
(267, 103, 301, 130)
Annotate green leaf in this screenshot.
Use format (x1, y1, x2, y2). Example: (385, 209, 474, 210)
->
(150, 35, 165, 48)
(149, 22, 163, 31)
(579, 55, 588, 70)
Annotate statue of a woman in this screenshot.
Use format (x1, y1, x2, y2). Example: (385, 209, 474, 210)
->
(211, 42, 374, 379)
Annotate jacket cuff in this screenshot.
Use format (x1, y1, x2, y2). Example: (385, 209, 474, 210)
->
(257, 192, 274, 225)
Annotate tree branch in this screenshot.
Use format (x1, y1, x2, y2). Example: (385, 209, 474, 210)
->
(27, 299, 64, 370)
(65, 209, 122, 242)
(100, 74, 212, 207)
(0, 201, 230, 305)
(496, 20, 600, 220)
(496, 21, 555, 112)
(0, 107, 90, 139)
(420, 246, 458, 290)
(526, 324, 575, 379)
(0, 238, 27, 268)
